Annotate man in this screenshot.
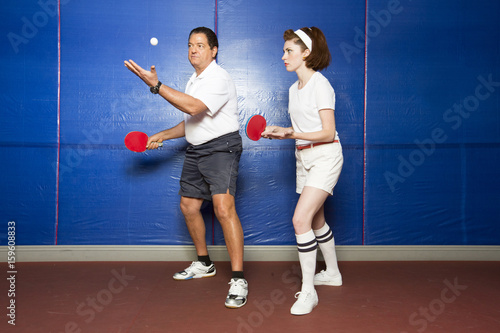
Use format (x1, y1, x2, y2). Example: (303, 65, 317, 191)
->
(124, 27, 247, 308)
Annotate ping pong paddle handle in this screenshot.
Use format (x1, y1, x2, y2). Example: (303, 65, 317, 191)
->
(148, 142, 163, 148)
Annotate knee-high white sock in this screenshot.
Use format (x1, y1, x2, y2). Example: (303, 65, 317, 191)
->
(314, 223, 341, 276)
(296, 230, 318, 292)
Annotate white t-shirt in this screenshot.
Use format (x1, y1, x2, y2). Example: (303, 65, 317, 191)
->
(288, 71, 338, 146)
(184, 60, 239, 145)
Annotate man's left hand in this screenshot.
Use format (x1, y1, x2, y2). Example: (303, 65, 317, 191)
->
(124, 59, 159, 87)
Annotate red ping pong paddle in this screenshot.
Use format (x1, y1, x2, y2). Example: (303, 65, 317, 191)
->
(245, 115, 266, 141)
(124, 131, 163, 152)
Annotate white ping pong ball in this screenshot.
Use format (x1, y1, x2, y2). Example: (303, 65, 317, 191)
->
(150, 37, 158, 46)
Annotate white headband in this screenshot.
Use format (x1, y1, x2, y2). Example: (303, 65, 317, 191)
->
(294, 29, 313, 51)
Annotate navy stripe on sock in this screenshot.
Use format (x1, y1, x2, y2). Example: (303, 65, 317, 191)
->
(297, 239, 318, 248)
(316, 230, 334, 243)
(297, 238, 318, 253)
(298, 243, 318, 252)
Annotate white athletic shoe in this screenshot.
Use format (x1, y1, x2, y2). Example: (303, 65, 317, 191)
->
(314, 270, 342, 286)
(173, 261, 216, 280)
(225, 278, 248, 308)
(290, 289, 318, 315)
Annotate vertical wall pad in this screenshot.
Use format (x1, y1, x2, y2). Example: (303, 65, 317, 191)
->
(0, 0, 59, 245)
(57, 1, 215, 244)
(217, 0, 366, 245)
(364, 0, 500, 244)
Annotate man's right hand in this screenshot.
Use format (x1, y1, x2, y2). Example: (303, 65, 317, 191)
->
(146, 132, 164, 150)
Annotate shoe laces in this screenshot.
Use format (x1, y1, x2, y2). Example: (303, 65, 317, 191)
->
(317, 269, 339, 279)
(185, 261, 202, 274)
(294, 290, 313, 301)
(228, 279, 247, 295)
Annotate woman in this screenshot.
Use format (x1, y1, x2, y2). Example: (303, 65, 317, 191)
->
(262, 27, 343, 315)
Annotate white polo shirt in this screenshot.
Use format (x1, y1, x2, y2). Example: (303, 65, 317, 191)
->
(288, 71, 338, 146)
(184, 60, 239, 145)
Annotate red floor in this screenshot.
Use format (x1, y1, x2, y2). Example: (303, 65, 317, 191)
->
(2, 261, 499, 333)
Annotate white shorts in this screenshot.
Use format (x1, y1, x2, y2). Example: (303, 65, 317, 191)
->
(295, 142, 343, 195)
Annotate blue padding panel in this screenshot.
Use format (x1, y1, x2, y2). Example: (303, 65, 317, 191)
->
(0, 147, 57, 245)
(56, 0, 215, 244)
(0, 0, 58, 244)
(365, 0, 500, 244)
(218, 0, 366, 245)
(56, 145, 189, 245)
(366, 145, 500, 245)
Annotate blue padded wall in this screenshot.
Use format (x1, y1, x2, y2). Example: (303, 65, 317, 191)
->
(1, 0, 59, 244)
(217, 0, 366, 245)
(56, 1, 215, 245)
(364, 0, 500, 244)
(1, 0, 499, 246)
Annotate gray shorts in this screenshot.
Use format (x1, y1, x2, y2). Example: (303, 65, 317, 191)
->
(179, 131, 242, 201)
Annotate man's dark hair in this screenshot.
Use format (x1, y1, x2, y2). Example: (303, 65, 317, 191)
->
(189, 27, 219, 57)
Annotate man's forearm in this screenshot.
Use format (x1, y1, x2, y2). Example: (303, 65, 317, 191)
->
(158, 84, 208, 116)
(161, 121, 186, 140)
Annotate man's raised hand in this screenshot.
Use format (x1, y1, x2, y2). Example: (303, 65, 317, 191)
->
(124, 59, 158, 87)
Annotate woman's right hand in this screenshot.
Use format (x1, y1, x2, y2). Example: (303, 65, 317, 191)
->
(261, 126, 294, 139)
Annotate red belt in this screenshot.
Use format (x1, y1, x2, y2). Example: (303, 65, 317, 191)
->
(296, 140, 339, 150)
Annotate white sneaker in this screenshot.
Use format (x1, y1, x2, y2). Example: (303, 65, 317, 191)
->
(172, 261, 216, 280)
(290, 289, 318, 315)
(225, 278, 248, 308)
(314, 270, 342, 286)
